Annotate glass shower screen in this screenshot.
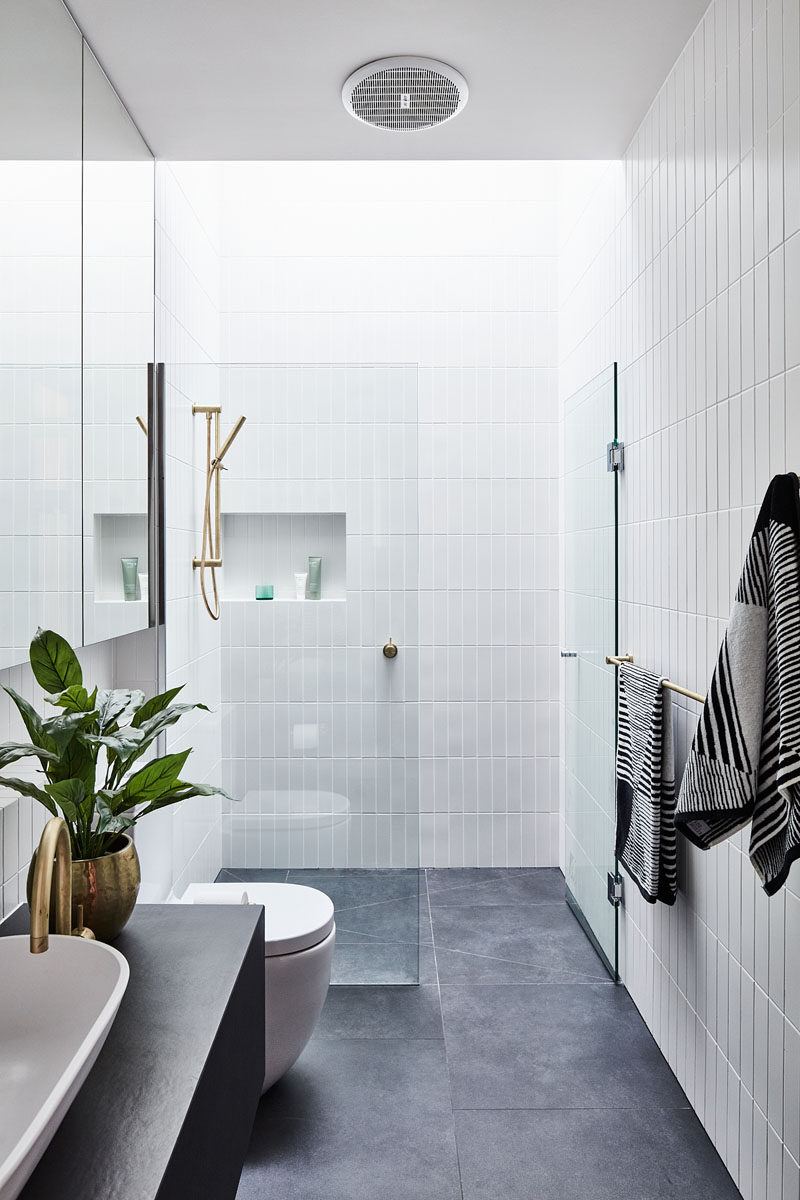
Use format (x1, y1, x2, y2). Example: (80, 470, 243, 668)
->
(562, 365, 619, 979)
(210, 364, 420, 984)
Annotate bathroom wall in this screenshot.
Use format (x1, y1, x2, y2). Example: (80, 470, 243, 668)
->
(0, 157, 84, 666)
(559, 0, 800, 1195)
(81, 138, 155, 648)
(219, 162, 561, 867)
(0, 90, 156, 911)
(217, 363, 420, 871)
(144, 162, 226, 898)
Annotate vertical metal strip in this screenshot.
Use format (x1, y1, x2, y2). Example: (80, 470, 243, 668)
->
(214, 410, 221, 559)
(146, 362, 156, 627)
(79, 40, 85, 648)
(612, 360, 621, 983)
(156, 363, 166, 628)
(146, 362, 166, 632)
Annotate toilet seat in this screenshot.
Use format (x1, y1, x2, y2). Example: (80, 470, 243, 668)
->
(182, 881, 335, 957)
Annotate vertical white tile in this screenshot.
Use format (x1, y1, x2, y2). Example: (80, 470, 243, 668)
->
(557, 0, 800, 1184)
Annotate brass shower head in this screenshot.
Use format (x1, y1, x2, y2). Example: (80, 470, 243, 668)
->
(214, 415, 246, 467)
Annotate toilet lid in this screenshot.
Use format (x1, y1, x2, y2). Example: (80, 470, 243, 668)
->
(183, 882, 335, 957)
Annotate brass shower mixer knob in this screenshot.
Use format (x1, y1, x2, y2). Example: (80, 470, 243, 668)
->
(383, 639, 398, 659)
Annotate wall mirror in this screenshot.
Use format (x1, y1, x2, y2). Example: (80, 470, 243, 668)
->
(0, 0, 156, 672)
(81, 43, 154, 646)
(0, 0, 84, 670)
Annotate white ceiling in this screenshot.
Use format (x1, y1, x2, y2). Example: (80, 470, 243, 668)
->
(66, 0, 709, 160)
(1, 0, 83, 159)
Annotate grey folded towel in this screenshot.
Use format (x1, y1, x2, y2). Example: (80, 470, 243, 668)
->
(615, 662, 677, 905)
(676, 473, 800, 895)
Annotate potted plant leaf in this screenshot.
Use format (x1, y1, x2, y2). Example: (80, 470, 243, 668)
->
(0, 628, 232, 941)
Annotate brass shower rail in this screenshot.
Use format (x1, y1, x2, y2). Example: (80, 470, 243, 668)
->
(605, 653, 705, 704)
(192, 403, 246, 621)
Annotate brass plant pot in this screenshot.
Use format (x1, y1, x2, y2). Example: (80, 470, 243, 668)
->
(28, 834, 141, 943)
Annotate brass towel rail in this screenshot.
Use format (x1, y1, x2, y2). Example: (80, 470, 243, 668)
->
(605, 653, 705, 704)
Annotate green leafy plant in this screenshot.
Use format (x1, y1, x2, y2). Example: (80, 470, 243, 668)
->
(0, 628, 232, 860)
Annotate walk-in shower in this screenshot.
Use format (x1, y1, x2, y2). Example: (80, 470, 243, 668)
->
(194, 364, 421, 984)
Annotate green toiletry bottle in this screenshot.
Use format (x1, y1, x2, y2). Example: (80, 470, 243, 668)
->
(307, 556, 322, 600)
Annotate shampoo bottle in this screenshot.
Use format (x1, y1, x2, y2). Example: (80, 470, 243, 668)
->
(306, 556, 322, 599)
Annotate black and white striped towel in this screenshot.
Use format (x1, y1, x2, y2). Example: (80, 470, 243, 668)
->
(676, 473, 800, 895)
(615, 663, 677, 905)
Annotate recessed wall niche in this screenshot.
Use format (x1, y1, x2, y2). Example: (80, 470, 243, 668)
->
(220, 513, 346, 601)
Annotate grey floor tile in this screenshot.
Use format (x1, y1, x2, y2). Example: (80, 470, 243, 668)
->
(454, 1108, 741, 1200)
(426, 867, 515, 891)
(431, 902, 608, 984)
(233, 869, 739, 1200)
(238, 1117, 461, 1200)
(427, 867, 565, 907)
(238, 1040, 461, 1200)
(441, 983, 688, 1110)
(332, 940, 435, 986)
(316, 984, 444, 1039)
(334, 893, 430, 946)
(288, 868, 421, 909)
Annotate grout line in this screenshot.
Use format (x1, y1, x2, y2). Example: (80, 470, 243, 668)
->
(335, 924, 432, 942)
(436, 978, 617, 989)
(426, 869, 466, 1200)
(335, 938, 427, 949)
(427, 881, 566, 904)
(448, 1104, 694, 1113)
(430, 897, 567, 908)
(314, 1034, 445, 1042)
(436, 976, 617, 987)
(433, 943, 609, 982)
(328, 896, 423, 914)
(427, 868, 560, 890)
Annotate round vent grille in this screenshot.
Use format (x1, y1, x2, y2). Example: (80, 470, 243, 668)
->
(342, 56, 468, 132)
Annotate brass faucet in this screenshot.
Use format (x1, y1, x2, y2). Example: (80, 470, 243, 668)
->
(30, 816, 73, 954)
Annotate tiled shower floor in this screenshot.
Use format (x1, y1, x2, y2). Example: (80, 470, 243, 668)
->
(217, 865, 422, 983)
(223, 867, 740, 1200)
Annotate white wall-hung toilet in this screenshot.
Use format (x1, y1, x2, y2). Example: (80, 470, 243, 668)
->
(182, 882, 335, 1092)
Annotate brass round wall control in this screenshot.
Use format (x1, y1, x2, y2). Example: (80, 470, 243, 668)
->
(383, 639, 398, 659)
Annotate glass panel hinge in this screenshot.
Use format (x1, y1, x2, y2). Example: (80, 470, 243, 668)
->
(607, 440, 625, 472)
(607, 872, 624, 907)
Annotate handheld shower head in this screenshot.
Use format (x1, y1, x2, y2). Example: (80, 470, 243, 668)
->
(214, 415, 246, 467)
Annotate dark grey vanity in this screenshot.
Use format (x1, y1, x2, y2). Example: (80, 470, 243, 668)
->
(1, 904, 264, 1200)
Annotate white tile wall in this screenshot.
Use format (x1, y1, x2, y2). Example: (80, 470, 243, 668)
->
(82, 160, 154, 366)
(151, 162, 226, 899)
(217, 364, 419, 870)
(219, 162, 561, 867)
(0, 160, 83, 667)
(82, 151, 153, 650)
(560, 1, 800, 1195)
(0, 69, 157, 901)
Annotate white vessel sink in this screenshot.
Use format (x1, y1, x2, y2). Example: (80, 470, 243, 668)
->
(0, 934, 129, 1200)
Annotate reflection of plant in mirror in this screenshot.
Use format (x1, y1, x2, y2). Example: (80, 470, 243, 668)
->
(0, 628, 232, 860)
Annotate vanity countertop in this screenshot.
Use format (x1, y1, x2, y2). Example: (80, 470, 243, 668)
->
(1, 902, 265, 1200)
